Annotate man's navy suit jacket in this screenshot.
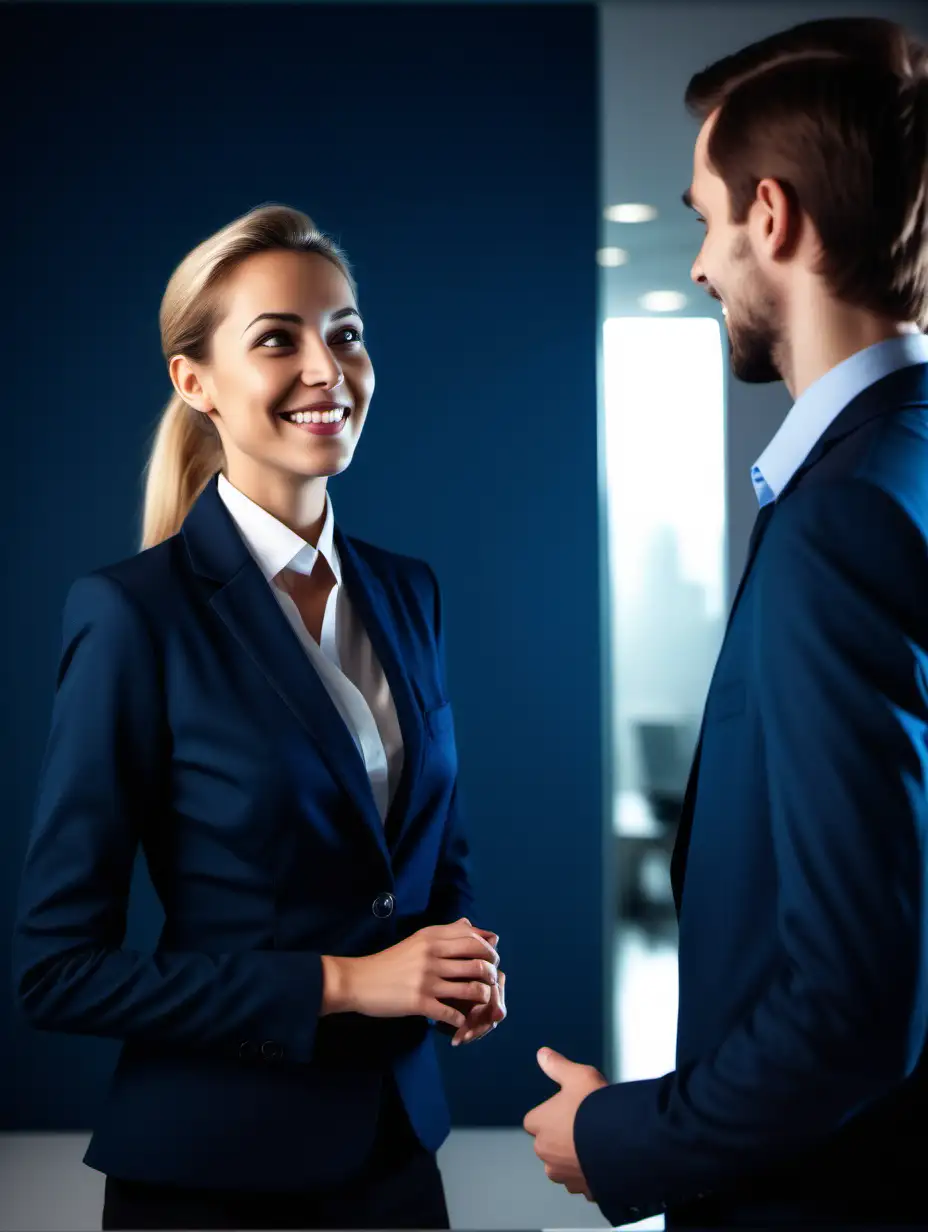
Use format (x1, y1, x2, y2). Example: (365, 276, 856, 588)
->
(12, 475, 473, 1191)
(577, 363, 928, 1227)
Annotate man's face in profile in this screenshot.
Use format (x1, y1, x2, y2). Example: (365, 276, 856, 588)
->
(687, 112, 783, 384)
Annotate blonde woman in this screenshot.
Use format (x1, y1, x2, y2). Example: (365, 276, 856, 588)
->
(13, 205, 506, 1231)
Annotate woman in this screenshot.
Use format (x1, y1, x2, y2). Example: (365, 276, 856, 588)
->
(12, 205, 506, 1231)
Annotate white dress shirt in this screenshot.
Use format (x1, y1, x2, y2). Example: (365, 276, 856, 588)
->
(217, 474, 403, 823)
(751, 332, 928, 506)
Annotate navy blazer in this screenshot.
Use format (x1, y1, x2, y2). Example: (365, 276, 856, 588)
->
(576, 363, 928, 1227)
(12, 475, 474, 1191)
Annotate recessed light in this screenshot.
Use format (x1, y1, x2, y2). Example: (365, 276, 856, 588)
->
(604, 203, 658, 223)
(639, 290, 688, 312)
(596, 247, 629, 267)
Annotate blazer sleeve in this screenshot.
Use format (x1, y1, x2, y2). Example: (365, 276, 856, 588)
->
(11, 573, 324, 1062)
(422, 564, 476, 928)
(574, 480, 928, 1225)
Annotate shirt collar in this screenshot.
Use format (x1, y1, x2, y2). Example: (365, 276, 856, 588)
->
(216, 473, 341, 584)
(751, 332, 928, 507)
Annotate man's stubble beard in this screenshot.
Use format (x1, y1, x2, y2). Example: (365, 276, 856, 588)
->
(727, 233, 784, 385)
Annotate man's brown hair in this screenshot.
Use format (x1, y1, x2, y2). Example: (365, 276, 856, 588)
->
(685, 18, 928, 325)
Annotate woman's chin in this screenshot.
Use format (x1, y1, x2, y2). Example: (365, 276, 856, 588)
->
(281, 449, 355, 481)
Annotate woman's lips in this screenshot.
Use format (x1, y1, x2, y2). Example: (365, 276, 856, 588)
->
(285, 416, 348, 436)
(279, 405, 350, 436)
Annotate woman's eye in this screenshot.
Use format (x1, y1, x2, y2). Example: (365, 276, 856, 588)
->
(256, 325, 363, 349)
(257, 330, 293, 349)
(333, 326, 363, 346)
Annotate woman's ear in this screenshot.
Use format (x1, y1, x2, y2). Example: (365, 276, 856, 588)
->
(169, 354, 213, 415)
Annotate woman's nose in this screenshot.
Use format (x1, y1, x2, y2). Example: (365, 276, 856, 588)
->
(301, 340, 343, 390)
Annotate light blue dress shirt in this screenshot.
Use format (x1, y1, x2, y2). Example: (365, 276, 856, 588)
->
(751, 333, 928, 507)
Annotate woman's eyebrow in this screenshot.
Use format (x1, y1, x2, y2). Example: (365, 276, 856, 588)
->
(241, 307, 361, 336)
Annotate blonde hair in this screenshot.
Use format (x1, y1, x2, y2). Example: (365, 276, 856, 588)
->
(141, 204, 355, 549)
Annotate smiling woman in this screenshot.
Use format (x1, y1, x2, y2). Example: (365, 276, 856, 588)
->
(143, 209, 373, 548)
(12, 204, 506, 1231)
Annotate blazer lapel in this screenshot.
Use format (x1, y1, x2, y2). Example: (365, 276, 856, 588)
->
(670, 499, 776, 912)
(181, 478, 390, 864)
(335, 531, 426, 853)
(670, 362, 928, 911)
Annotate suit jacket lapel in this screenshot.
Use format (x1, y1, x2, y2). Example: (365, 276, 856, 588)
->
(670, 500, 776, 912)
(181, 478, 390, 865)
(335, 531, 426, 853)
(670, 362, 928, 912)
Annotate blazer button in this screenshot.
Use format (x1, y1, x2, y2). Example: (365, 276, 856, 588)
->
(372, 892, 395, 918)
(238, 1040, 258, 1060)
(261, 1040, 283, 1061)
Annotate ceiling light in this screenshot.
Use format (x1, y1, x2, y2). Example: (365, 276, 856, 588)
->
(596, 247, 629, 267)
(604, 203, 658, 223)
(639, 290, 688, 312)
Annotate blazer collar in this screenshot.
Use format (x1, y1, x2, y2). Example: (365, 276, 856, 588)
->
(181, 478, 397, 861)
(181, 477, 428, 859)
(334, 531, 427, 855)
(781, 361, 928, 500)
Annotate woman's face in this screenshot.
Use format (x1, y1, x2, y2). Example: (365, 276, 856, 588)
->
(173, 248, 374, 487)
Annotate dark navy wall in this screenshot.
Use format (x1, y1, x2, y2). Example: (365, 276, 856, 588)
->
(1, 2, 604, 1129)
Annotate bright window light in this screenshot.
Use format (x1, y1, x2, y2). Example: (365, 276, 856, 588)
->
(604, 315, 726, 620)
(605, 316, 727, 1108)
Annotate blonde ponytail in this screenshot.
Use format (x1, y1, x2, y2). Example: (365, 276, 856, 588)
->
(140, 203, 355, 551)
(141, 394, 223, 549)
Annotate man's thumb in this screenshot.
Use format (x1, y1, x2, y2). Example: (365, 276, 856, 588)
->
(536, 1046, 568, 1082)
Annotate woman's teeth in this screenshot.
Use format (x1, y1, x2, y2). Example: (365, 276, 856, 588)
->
(283, 408, 346, 424)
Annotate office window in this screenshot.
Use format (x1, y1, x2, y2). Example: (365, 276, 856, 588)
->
(604, 315, 726, 1082)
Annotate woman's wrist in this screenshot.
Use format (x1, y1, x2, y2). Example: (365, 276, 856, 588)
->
(320, 954, 358, 1016)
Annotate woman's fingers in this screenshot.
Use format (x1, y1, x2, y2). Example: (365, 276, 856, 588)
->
(436, 922, 500, 961)
(433, 978, 493, 1004)
(450, 981, 507, 1047)
(453, 1015, 492, 1047)
(428, 998, 468, 1030)
(435, 936, 500, 966)
(438, 957, 498, 985)
(493, 970, 507, 1020)
(471, 926, 499, 948)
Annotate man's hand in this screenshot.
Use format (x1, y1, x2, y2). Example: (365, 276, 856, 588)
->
(523, 1047, 608, 1199)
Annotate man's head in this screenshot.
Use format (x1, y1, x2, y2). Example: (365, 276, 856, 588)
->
(683, 17, 928, 385)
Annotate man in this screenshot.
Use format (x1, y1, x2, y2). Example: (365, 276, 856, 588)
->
(524, 17, 928, 1227)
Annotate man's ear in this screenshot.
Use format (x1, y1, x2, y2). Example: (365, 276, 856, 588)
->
(753, 177, 801, 262)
